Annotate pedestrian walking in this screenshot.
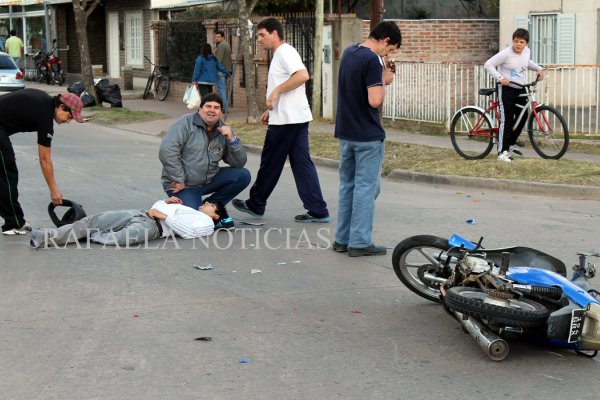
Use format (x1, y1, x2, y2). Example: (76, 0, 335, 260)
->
(192, 43, 230, 99)
(232, 17, 329, 223)
(332, 21, 401, 257)
(214, 30, 233, 112)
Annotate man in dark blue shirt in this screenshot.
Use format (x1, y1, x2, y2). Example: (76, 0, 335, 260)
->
(0, 89, 83, 235)
(333, 21, 401, 257)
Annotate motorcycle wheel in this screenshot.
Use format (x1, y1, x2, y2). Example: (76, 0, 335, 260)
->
(57, 72, 65, 86)
(392, 235, 451, 303)
(444, 287, 549, 328)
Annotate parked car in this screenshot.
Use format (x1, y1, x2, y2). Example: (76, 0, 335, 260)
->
(0, 52, 24, 93)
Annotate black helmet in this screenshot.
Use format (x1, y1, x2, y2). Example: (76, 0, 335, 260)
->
(48, 199, 87, 227)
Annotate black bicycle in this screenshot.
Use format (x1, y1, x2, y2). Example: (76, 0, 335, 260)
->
(143, 55, 170, 101)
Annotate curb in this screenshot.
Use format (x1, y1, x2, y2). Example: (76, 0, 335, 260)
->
(243, 144, 600, 200)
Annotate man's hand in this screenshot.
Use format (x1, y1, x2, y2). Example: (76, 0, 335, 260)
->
(500, 78, 510, 86)
(165, 196, 182, 204)
(266, 88, 280, 110)
(217, 125, 235, 142)
(51, 189, 63, 206)
(537, 70, 545, 81)
(170, 181, 185, 193)
(260, 110, 270, 125)
(383, 67, 395, 86)
(147, 208, 167, 221)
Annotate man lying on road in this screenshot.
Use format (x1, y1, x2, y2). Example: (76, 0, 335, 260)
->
(29, 197, 225, 248)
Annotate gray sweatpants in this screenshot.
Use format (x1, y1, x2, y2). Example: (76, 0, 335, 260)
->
(39, 210, 160, 246)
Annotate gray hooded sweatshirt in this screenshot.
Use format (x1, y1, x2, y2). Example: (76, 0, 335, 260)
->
(159, 113, 247, 191)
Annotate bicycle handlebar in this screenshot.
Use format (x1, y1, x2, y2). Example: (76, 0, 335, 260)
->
(507, 75, 541, 89)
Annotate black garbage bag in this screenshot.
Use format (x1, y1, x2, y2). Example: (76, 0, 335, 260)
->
(103, 84, 123, 108)
(80, 91, 96, 108)
(95, 79, 122, 108)
(67, 80, 86, 96)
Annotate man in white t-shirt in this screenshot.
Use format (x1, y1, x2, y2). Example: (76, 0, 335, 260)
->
(29, 197, 223, 248)
(232, 17, 329, 223)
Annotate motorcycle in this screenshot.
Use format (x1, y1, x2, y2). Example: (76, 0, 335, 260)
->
(392, 234, 600, 361)
(32, 39, 65, 86)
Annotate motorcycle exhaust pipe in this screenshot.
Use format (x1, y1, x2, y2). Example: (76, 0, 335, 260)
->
(454, 311, 509, 361)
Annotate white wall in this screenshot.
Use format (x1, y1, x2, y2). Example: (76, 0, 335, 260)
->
(500, 0, 599, 64)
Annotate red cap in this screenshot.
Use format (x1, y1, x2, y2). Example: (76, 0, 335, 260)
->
(59, 92, 84, 123)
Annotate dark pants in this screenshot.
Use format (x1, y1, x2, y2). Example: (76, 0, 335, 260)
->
(498, 85, 528, 153)
(0, 133, 25, 231)
(246, 122, 328, 218)
(167, 167, 251, 210)
(199, 85, 213, 99)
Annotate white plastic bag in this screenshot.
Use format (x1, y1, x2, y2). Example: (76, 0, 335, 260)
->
(185, 85, 201, 110)
(183, 84, 193, 104)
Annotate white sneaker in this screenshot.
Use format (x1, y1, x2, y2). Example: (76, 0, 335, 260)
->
(509, 144, 524, 156)
(2, 222, 31, 235)
(497, 151, 513, 162)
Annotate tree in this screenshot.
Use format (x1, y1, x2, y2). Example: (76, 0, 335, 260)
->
(235, 0, 261, 123)
(72, 0, 102, 105)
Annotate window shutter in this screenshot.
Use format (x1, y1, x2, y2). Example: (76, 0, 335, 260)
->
(557, 13, 575, 64)
(515, 16, 529, 30)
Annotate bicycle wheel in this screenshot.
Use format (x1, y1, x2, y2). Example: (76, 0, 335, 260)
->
(449, 107, 495, 160)
(155, 75, 170, 101)
(143, 75, 154, 100)
(527, 105, 569, 159)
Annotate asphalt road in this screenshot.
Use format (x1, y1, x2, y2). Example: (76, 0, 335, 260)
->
(1, 121, 599, 400)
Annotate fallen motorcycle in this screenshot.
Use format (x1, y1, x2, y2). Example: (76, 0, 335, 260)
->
(392, 234, 600, 361)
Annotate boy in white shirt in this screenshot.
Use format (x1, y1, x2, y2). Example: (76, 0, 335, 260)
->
(484, 28, 544, 162)
(29, 197, 224, 248)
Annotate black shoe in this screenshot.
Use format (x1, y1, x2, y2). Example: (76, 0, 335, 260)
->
(232, 199, 263, 217)
(295, 213, 331, 223)
(348, 244, 387, 257)
(333, 241, 348, 252)
(214, 217, 235, 230)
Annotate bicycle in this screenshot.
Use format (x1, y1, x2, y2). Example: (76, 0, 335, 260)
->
(449, 78, 569, 160)
(143, 55, 170, 101)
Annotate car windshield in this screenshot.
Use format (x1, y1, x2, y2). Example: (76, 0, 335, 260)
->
(0, 55, 17, 70)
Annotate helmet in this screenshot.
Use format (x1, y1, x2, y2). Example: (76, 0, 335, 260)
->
(48, 199, 87, 227)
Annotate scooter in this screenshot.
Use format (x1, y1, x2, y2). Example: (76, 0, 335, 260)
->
(32, 39, 65, 86)
(392, 234, 600, 361)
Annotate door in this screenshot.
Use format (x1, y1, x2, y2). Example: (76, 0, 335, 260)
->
(322, 25, 333, 119)
(108, 13, 120, 78)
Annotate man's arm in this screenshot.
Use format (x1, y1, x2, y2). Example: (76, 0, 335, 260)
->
(38, 145, 62, 205)
(218, 125, 247, 167)
(266, 69, 309, 110)
(159, 120, 188, 192)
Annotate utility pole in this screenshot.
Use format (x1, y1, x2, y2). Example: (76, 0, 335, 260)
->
(312, 0, 324, 119)
(370, 0, 384, 30)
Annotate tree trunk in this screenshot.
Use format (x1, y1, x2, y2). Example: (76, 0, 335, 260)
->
(238, 0, 260, 123)
(72, 0, 101, 105)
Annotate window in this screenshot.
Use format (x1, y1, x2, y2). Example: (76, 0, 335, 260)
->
(125, 11, 143, 66)
(518, 13, 575, 65)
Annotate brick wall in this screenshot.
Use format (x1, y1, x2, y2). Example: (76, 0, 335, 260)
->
(363, 19, 499, 63)
(57, 4, 106, 74)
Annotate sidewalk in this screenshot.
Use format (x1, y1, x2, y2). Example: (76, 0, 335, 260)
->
(24, 81, 600, 199)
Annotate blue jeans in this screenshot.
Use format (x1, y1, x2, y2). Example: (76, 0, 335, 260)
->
(216, 72, 228, 111)
(335, 139, 385, 248)
(167, 167, 250, 210)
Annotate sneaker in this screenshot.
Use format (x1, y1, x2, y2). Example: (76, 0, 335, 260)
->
(294, 213, 331, 223)
(509, 144, 524, 156)
(214, 217, 235, 230)
(333, 241, 348, 252)
(2, 222, 31, 235)
(348, 244, 387, 257)
(232, 199, 263, 218)
(497, 151, 513, 162)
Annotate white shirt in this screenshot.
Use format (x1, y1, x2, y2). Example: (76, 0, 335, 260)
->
(484, 46, 542, 87)
(151, 200, 214, 239)
(266, 43, 313, 125)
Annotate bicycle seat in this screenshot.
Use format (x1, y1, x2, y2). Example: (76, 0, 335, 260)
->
(479, 88, 497, 96)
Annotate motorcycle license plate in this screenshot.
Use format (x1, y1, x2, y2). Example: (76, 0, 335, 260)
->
(568, 308, 585, 343)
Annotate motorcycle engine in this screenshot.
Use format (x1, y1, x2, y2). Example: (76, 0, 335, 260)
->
(463, 255, 491, 274)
